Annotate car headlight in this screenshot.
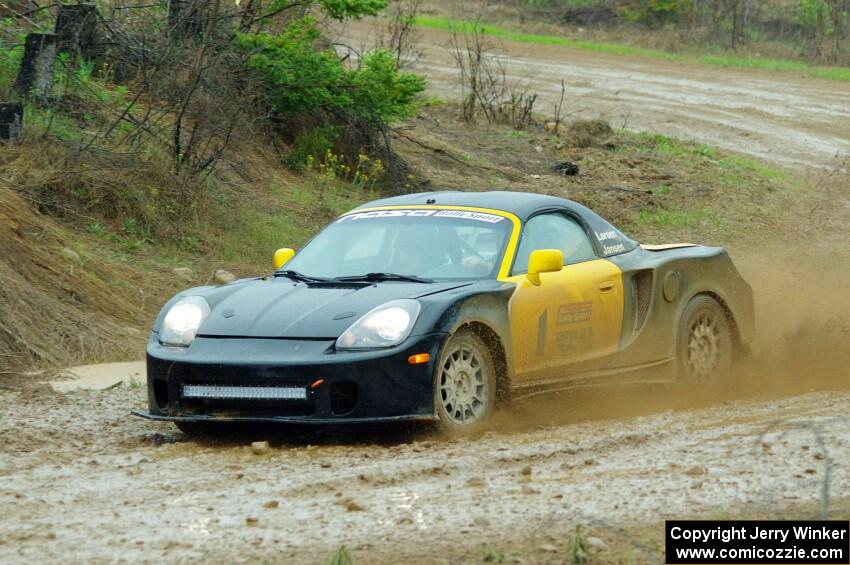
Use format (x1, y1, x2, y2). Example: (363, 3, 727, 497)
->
(336, 299, 421, 350)
(159, 296, 211, 347)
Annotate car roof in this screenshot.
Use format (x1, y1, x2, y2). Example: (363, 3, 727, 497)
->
(351, 190, 638, 258)
(353, 190, 602, 223)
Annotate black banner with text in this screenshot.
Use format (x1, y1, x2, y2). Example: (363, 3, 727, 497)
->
(666, 520, 849, 564)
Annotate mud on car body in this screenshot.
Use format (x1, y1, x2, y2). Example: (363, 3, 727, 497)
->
(133, 191, 754, 434)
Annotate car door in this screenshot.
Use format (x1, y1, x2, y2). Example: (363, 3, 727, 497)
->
(503, 211, 624, 383)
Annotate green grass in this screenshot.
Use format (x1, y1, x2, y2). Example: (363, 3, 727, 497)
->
(24, 105, 84, 142)
(328, 546, 354, 565)
(480, 543, 506, 562)
(718, 154, 787, 181)
(414, 16, 850, 83)
(219, 180, 372, 265)
(626, 131, 789, 185)
(416, 16, 671, 57)
(632, 132, 717, 159)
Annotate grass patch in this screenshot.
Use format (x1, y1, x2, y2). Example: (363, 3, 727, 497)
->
(414, 16, 850, 83)
(717, 154, 787, 181)
(328, 546, 354, 565)
(699, 54, 850, 81)
(416, 15, 673, 57)
(24, 105, 85, 142)
(627, 131, 788, 184)
(480, 543, 506, 562)
(218, 179, 373, 265)
(568, 525, 591, 564)
(632, 132, 717, 159)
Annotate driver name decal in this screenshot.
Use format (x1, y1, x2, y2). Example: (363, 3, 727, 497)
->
(603, 243, 626, 255)
(337, 209, 504, 224)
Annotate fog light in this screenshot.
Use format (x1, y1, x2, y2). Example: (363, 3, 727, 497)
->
(182, 384, 307, 400)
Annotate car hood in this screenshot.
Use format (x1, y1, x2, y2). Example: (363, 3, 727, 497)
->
(196, 277, 471, 339)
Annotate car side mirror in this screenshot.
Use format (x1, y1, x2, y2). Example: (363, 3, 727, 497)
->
(273, 248, 296, 270)
(527, 249, 564, 285)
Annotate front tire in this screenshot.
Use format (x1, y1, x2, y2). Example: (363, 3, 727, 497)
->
(434, 329, 497, 435)
(677, 295, 734, 383)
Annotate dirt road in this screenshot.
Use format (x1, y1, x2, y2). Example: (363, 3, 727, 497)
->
(343, 22, 850, 170)
(2, 380, 849, 563)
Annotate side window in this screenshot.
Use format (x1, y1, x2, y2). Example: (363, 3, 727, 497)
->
(512, 213, 596, 274)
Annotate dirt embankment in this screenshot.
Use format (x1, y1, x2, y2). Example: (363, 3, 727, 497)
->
(0, 187, 148, 373)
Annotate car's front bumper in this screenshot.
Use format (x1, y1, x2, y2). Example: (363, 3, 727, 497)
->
(132, 333, 447, 424)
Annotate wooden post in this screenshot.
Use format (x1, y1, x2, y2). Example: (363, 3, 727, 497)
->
(55, 4, 98, 60)
(0, 103, 24, 143)
(15, 33, 58, 99)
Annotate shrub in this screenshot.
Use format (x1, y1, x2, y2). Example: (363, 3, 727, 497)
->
(318, 0, 388, 20)
(617, 0, 689, 28)
(236, 18, 425, 126)
(237, 19, 348, 116)
(347, 49, 426, 124)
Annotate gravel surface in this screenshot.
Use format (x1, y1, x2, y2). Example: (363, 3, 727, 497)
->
(2, 381, 848, 563)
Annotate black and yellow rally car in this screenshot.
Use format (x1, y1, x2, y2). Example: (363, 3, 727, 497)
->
(133, 191, 754, 434)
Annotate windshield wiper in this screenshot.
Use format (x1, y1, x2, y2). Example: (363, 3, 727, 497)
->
(275, 270, 333, 283)
(336, 272, 434, 284)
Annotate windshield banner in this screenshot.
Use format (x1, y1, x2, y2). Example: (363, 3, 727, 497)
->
(338, 209, 505, 224)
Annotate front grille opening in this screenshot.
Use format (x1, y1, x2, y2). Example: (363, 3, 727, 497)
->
(153, 379, 169, 410)
(330, 382, 359, 416)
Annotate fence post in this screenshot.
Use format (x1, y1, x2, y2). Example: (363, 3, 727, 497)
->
(14, 33, 58, 99)
(0, 103, 24, 143)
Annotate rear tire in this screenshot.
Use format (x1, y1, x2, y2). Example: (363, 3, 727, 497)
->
(434, 329, 497, 435)
(677, 295, 734, 383)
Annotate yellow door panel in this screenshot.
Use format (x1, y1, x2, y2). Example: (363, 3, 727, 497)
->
(504, 259, 624, 382)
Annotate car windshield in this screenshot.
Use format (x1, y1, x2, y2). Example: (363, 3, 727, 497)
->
(283, 209, 513, 281)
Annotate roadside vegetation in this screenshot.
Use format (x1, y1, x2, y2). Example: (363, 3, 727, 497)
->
(515, 0, 850, 65)
(415, 14, 850, 81)
(0, 0, 423, 372)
